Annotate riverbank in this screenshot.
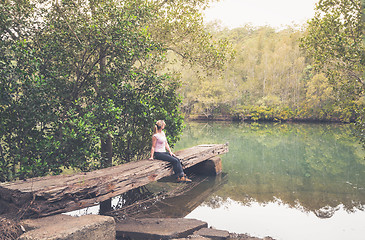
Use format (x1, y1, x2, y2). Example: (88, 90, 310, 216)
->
(187, 114, 350, 123)
(1, 214, 274, 240)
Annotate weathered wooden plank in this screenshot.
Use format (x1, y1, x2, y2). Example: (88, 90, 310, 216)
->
(0, 144, 228, 218)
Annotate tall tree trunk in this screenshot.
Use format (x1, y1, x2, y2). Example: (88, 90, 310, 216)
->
(99, 45, 113, 214)
(100, 134, 113, 214)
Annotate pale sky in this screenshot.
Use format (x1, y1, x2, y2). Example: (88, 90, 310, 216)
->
(204, 0, 319, 29)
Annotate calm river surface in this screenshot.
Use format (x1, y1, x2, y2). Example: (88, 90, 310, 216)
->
(174, 121, 365, 240)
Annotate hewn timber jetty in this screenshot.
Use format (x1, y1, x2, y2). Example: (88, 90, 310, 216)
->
(0, 144, 228, 219)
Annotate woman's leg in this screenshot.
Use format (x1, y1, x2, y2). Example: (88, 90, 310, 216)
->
(154, 152, 184, 177)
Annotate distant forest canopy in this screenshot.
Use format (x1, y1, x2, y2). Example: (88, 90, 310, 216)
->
(176, 23, 364, 123)
(170, 0, 364, 124)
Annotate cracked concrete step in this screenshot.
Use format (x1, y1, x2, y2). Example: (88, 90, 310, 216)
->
(194, 227, 230, 240)
(19, 214, 115, 240)
(171, 237, 211, 240)
(116, 218, 208, 239)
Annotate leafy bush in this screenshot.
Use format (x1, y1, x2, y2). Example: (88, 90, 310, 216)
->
(0, 0, 184, 181)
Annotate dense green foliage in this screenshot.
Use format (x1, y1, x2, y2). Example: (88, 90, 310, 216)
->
(301, 0, 365, 148)
(0, 0, 230, 181)
(1, 0, 364, 181)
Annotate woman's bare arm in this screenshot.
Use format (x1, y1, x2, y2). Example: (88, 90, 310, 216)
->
(165, 141, 175, 156)
(149, 136, 157, 160)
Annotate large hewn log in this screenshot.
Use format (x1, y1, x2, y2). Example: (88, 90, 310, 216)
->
(0, 144, 228, 219)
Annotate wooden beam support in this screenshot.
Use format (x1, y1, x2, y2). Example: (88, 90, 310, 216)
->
(0, 144, 228, 219)
(186, 156, 223, 176)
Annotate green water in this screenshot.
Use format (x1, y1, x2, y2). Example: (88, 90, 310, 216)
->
(174, 121, 365, 240)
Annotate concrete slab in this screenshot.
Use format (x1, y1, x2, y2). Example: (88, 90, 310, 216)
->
(116, 218, 208, 239)
(194, 227, 230, 240)
(171, 237, 210, 240)
(19, 214, 115, 240)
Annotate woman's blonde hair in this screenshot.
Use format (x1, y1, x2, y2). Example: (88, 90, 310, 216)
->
(153, 120, 166, 134)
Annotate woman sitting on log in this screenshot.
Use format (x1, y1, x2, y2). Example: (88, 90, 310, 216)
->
(149, 120, 191, 182)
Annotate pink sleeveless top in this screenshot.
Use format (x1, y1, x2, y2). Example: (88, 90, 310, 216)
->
(153, 133, 166, 152)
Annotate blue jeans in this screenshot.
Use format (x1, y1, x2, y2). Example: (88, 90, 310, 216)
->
(154, 152, 184, 177)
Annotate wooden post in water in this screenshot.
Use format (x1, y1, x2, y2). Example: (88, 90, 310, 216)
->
(186, 156, 223, 176)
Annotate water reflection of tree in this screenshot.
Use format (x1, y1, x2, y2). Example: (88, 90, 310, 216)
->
(107, 175, 228, 220)
(176, 122, 365, 218)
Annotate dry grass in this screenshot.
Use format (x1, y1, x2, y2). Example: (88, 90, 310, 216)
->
(0, 217, 23, 240)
